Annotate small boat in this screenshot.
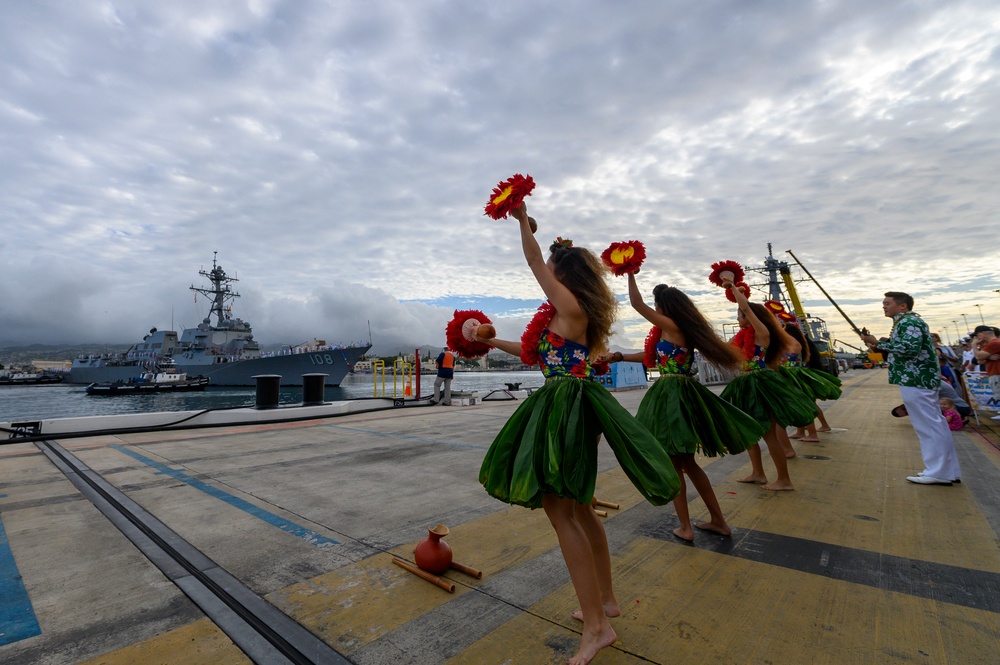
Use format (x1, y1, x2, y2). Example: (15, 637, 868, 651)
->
(0, 368, 65, 386)
(86, 361, 209, 395)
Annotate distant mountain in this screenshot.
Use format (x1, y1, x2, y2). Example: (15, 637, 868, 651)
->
(0, 343, 131, 367)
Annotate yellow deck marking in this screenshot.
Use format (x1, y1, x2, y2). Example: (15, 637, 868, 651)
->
(77, 617, 250, 665)
(461, 535, 1000, 664)
(264, 466, 642, 657)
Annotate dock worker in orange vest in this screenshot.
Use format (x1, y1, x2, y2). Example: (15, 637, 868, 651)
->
(431, 347, 455, 405)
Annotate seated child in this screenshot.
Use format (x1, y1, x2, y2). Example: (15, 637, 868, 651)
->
(940, 397, 964, 431)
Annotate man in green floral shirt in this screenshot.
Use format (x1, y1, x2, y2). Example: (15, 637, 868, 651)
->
(861, 292, 961, 485)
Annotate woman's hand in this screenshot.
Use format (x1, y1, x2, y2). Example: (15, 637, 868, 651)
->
(511, 202, 528, 224)
(593, 351, 623, 364)
(511, 202, 537, 233)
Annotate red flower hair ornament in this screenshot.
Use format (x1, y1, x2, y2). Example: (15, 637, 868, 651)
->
(708, 260, 746, 287)
(601, 240, 646, 276)
(445, 309, 495, 359)
(725, 282, 752, 303)
(484, 173, 535, 220)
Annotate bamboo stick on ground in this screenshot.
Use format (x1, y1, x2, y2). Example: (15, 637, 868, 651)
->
(392, 558, 455, 592)
(593, 498, 620, 510)
(594, 509, 608, 517)
(449, 561, 482, 579)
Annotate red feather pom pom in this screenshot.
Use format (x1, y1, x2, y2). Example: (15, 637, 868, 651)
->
(764, 299, 797, 323)
(725, 282, 751, 303)
(484, 173, 535, 220)
(445, 309, 494, 359)
(591, 359, 610, 376)
(708, 260, 745, 287)
(600, 240, 646, 276)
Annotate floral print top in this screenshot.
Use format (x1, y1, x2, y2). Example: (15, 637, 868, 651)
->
(538, 330, 596, 379)
(785, 353, 802, 368)
(653, 340, 693, 376)
(880, 312, 940, 390)
(742, 345, 767, 372)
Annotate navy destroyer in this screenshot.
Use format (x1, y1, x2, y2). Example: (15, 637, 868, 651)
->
(70, 254, 370, 386)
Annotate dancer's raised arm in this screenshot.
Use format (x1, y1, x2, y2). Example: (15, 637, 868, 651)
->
(627, 272, 682, 341)
(511, 203, 585, 335)
(725, 278, 769, 348)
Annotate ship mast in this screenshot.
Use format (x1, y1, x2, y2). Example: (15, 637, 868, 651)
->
(190, 251, 240, 328)
(745, 243, 796, 316)
(745, 244, 815, 339)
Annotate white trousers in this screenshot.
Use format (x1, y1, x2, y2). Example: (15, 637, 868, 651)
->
(900, 385, 962, 480)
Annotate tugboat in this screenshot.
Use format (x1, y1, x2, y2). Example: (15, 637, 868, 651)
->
(86, 360, 210, 395)
(70, 253, 370, 386)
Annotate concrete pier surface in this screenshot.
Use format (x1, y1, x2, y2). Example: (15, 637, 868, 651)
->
(2, 369, 999, 664)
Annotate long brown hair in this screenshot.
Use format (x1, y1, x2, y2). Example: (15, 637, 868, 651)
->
(783, 323, 810, 363)
(549, 243, 615, 356)
(653, 284, 743, 370)
(746, 302, 794, 368)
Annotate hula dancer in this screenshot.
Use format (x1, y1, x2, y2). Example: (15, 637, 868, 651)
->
(719, 277, 817, 490)
(476, 201, 679, 665)
(613, 272, 766, 541)
(781, 323, 842, 441)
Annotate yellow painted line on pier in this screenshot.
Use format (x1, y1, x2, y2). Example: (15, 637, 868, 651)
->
(676, 380, 1000, 573)
(263, 466, 643, 657)
(77, 617, 250, 665)
(459, 533, 1000, 664)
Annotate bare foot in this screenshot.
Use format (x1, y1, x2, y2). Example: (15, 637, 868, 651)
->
(817, 426, 832, 432)
(761, 480, 794, 491)
(785, 449, 797, 459)
(672, 526, 694, 542)
(789, 431, 803, 440)
(737, 474, 768, 484)
(694, 521, 732, 536)
(568, 625, 618, 665)
(799, 437, 820, 442)
(570, 604, 621, 622)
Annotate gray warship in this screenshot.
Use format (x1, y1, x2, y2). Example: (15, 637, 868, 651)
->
(70, 254, 370, 386)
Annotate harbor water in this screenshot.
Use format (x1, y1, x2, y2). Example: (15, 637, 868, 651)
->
(0, 370, 548, 422)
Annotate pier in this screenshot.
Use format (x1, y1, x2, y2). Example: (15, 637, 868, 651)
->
(1, 369, 998, 664)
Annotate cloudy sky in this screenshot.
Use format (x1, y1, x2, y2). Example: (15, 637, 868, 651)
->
(2, 1, 998, 355)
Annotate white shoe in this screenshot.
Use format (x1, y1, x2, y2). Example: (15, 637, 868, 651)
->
(906, 475, 953, 486)
(991, 415, 1000, 421)
(917, 471, 960, 483)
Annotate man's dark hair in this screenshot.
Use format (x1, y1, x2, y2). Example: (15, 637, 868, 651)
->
(884, 291, 914, 311)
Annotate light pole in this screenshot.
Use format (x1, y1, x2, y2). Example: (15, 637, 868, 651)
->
(952, 320, 961, 340)
(960, 313, 970, 332)
(974, 304, 984, 325)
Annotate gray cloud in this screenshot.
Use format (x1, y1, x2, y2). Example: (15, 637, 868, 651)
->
(1, 1, 998, 352)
